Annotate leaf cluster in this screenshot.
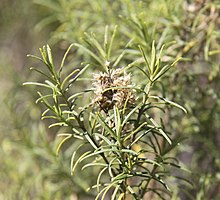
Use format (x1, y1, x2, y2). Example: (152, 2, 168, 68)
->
(24, 26, 189, 199)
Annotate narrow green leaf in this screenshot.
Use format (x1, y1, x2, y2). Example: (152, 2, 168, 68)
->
(171, 175, 193, 186)
(46, 44, 54, 67)
(152, 58, 161, 79)
(139, 45, 151, 74)
(157, 28, 169, 50)
(122, 103, 142, 127)
(56, 134, 72, 156)
(130, 128, 153, 146)
(41, 116, 58, 120)
(41, 108, 50, 117)
(82, 163, 108, 170)
(23, 82, 51, 89)
(80, 148, 116, 161)
(127, 185, 137, 198)
(90, 112, 98, 135)
(209, 49, 220, 56)
(70, 143, 86, 175)
(61, 69, 80, 89)
(97, 167, 108, 193)
(118, 193, 125, 200)
(94, 133, 113, 145)
(161, 136, 186, 156)
(59, 43, 74, 76)
(68, 89, 93, 101)
(152, 64, 170, 82)
(95, 180, 121, 200)
(134, 172, 170, 191)
(104, 26, 108, 56)
(121, 149, 138, 155)
(101, 181, 118, 200)
(37, 92, 54, 111)
(73, 43, 106, 71)
(111, 185, 120, 200)
(45, 80, 58, 90)
(57, 133, 73, 137)
(108, 157, 118, 178)
(170, 57, 182, 67)
(135, 65, 151, 81)
(85, 32, 106, 59)
(71, 151, 91, 175)
(124, 122, 148, 142)
(150, 40, 156, 73)
(67, 64, 90, 86)
(114, 106, 121, 141)
(107, 25, 117, 61)
(84, 133, 98, 150)
(150, 96, 187, 113)
(97, 113, 117, 140)
(140, 158, 163, 168)
(113, 51, 126, 68)
(111, 172, 132, 182)
(30, 67, 55, 83)
(36, 94, 53, 104)
(146, 113, 172, 145)
(70, 151, 77, 175)
(27, 54, 44, 62)
(49, 122, 68, 128)
(39, 46, 49, 66)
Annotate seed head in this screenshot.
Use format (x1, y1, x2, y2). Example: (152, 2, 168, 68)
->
(92, 69, 135, 112)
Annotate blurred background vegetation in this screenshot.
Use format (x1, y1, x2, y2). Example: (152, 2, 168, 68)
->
(0, 0, 219, 199)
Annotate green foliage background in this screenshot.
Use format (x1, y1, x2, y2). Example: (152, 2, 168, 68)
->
(0, 0, 219, 199)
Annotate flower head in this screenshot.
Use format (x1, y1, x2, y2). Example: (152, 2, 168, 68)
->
(92, 69, 135, 112)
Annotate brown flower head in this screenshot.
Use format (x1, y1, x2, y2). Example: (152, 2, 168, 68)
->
(92, 69, 135, 112)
